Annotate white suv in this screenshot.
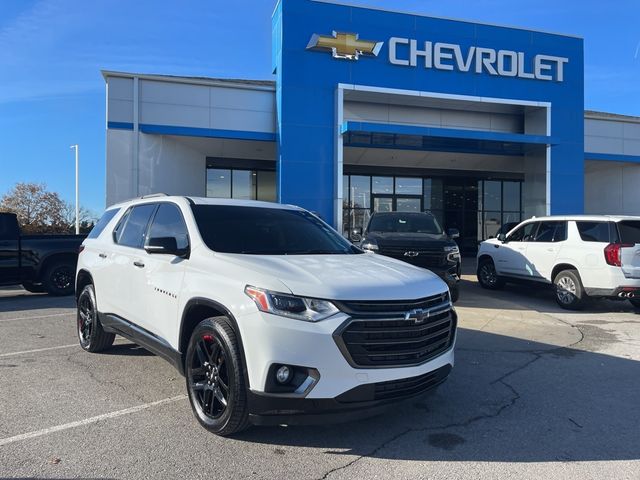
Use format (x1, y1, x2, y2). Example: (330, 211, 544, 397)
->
(477, 215, 640, 310)
(76, 196, 456, 436)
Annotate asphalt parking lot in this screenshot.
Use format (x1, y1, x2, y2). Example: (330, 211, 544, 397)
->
(1, 266, 639, 480)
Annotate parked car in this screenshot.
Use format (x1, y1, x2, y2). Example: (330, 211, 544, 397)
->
(355, 212, 461, 302)
(75, 196, 457, 436)
(476, 215, 640, 310)
(0, 212, 86, 295)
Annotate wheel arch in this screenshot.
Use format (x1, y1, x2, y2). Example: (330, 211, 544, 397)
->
(179, 298, 249, 384)
(75, 269, 94, 301)
(37, 252, 77, 281)
(477, 254, 494, 265)
(551, 263, 580, 282)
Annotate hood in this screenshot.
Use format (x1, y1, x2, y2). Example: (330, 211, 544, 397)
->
(481, 238, 501, 247)
(217, 252, 448, 301)
(365, 231, 453, 249)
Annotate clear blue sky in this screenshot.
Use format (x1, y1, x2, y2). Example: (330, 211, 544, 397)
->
(1, 0, 638, 213)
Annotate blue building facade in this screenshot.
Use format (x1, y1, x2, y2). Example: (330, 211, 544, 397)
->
(273, 0, 584, 229)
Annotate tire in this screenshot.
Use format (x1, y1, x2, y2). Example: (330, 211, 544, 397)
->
(629, 298, 640, 310)
(554, 269, 586, 310)
(185, 317, 250, 436)
(477, 259, 505, 290)
(42, 260, 75, 296)
(22, 282, 45, 293)
(77, 284, 115, 352)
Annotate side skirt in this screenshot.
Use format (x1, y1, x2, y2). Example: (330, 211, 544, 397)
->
(99, 312, 185, 376)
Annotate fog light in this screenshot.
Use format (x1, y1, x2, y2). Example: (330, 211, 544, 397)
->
(275, 365, 292, 384)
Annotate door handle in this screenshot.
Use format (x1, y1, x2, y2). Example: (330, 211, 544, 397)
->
(98, 253, 107, 259)
(133, 261, 145, 268)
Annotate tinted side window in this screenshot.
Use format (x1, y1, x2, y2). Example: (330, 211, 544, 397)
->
(617, 221, 640, 244)
(533, 221, 567, 243)
(508, 223, 537, 242)
(577, 222, 611, 242)
(147, 204, 189, 250)
(116, 204, 157, 248)
(87, 209, 120, 239)
(554, 221, 567, 242)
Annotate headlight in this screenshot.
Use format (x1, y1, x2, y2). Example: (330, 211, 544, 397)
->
(444, 245, 460, 262)
(361, 238, 379, 251)
(244, 286, 339, 322)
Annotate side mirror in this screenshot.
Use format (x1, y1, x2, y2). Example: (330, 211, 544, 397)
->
(145, 236, 188, 257)
(447, 228, 460, 239)
(350, 227, 363, 243)
(497, 233, 507, 243)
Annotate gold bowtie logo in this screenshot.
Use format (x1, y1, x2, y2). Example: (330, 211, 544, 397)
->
(307, 32, 383, 60)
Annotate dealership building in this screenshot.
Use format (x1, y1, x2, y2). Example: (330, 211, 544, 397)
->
(103, 0, 640, 252)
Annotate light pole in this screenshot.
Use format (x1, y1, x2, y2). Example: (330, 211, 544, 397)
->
(70, 144, 79, 235)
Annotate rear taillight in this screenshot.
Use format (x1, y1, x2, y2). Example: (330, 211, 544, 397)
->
(78, 245, 85, 254)
(604, 243, 633, 267)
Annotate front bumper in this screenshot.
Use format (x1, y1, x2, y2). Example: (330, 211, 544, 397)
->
(248, 364, 452, 425)
(235, 300, 456, 423)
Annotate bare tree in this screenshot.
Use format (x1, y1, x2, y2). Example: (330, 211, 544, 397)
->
(63, 202, 98, 234)
(0, 182, 71, 234)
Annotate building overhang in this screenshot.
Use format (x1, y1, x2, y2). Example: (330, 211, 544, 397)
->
(342, 121, 553, 156)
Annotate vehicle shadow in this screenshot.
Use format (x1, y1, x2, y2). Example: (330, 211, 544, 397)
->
(100, 343, 154, 357)
(233, 327, 640, 463)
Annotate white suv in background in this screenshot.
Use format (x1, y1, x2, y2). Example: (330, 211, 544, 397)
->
(75, 196, 457, 436)
(477, 216, 640, 310)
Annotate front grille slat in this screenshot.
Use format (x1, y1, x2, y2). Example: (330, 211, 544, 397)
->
(345, 315, 452, 336)
(335, 294, 456, 368)
(351, 337, 450, 359)
(345, 324, 452, 346)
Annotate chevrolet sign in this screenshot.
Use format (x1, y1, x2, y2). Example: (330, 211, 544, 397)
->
(390, 37, 569, 82)
(307, 32, 569, 82)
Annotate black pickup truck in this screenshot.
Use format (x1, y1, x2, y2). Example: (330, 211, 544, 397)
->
(356, 211, 462, 302)
(0, 212, 86, 295)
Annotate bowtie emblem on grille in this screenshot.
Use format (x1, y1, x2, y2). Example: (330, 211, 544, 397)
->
(404, 251, 419, 257)
(405, 308, 429, 324)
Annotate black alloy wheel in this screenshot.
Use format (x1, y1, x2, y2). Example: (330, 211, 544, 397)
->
(185, 317, 250, 436)
(190, 334, 230, 420)
(477, 259, 505, 290)
(43, 260, 75, 296)
(76, 284, 115, 352)
(78, 290, 94, 347)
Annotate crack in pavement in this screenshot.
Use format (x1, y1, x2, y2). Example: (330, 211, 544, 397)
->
(318, 321, 587, 480)
(65, 349, 149, 404)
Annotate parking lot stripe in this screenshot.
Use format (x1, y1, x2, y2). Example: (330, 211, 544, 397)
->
(0, 338, 130, 358)
(0, 395, 187, 447)
(0, 343, 80, 358)
(0, 313, 70, 323)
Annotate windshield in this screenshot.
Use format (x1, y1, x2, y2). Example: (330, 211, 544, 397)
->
(191, 205, 360, 255)
(368, 213, 443, 234)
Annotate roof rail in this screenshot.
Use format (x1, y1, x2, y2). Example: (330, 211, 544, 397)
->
(140, 193, 169, 199)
